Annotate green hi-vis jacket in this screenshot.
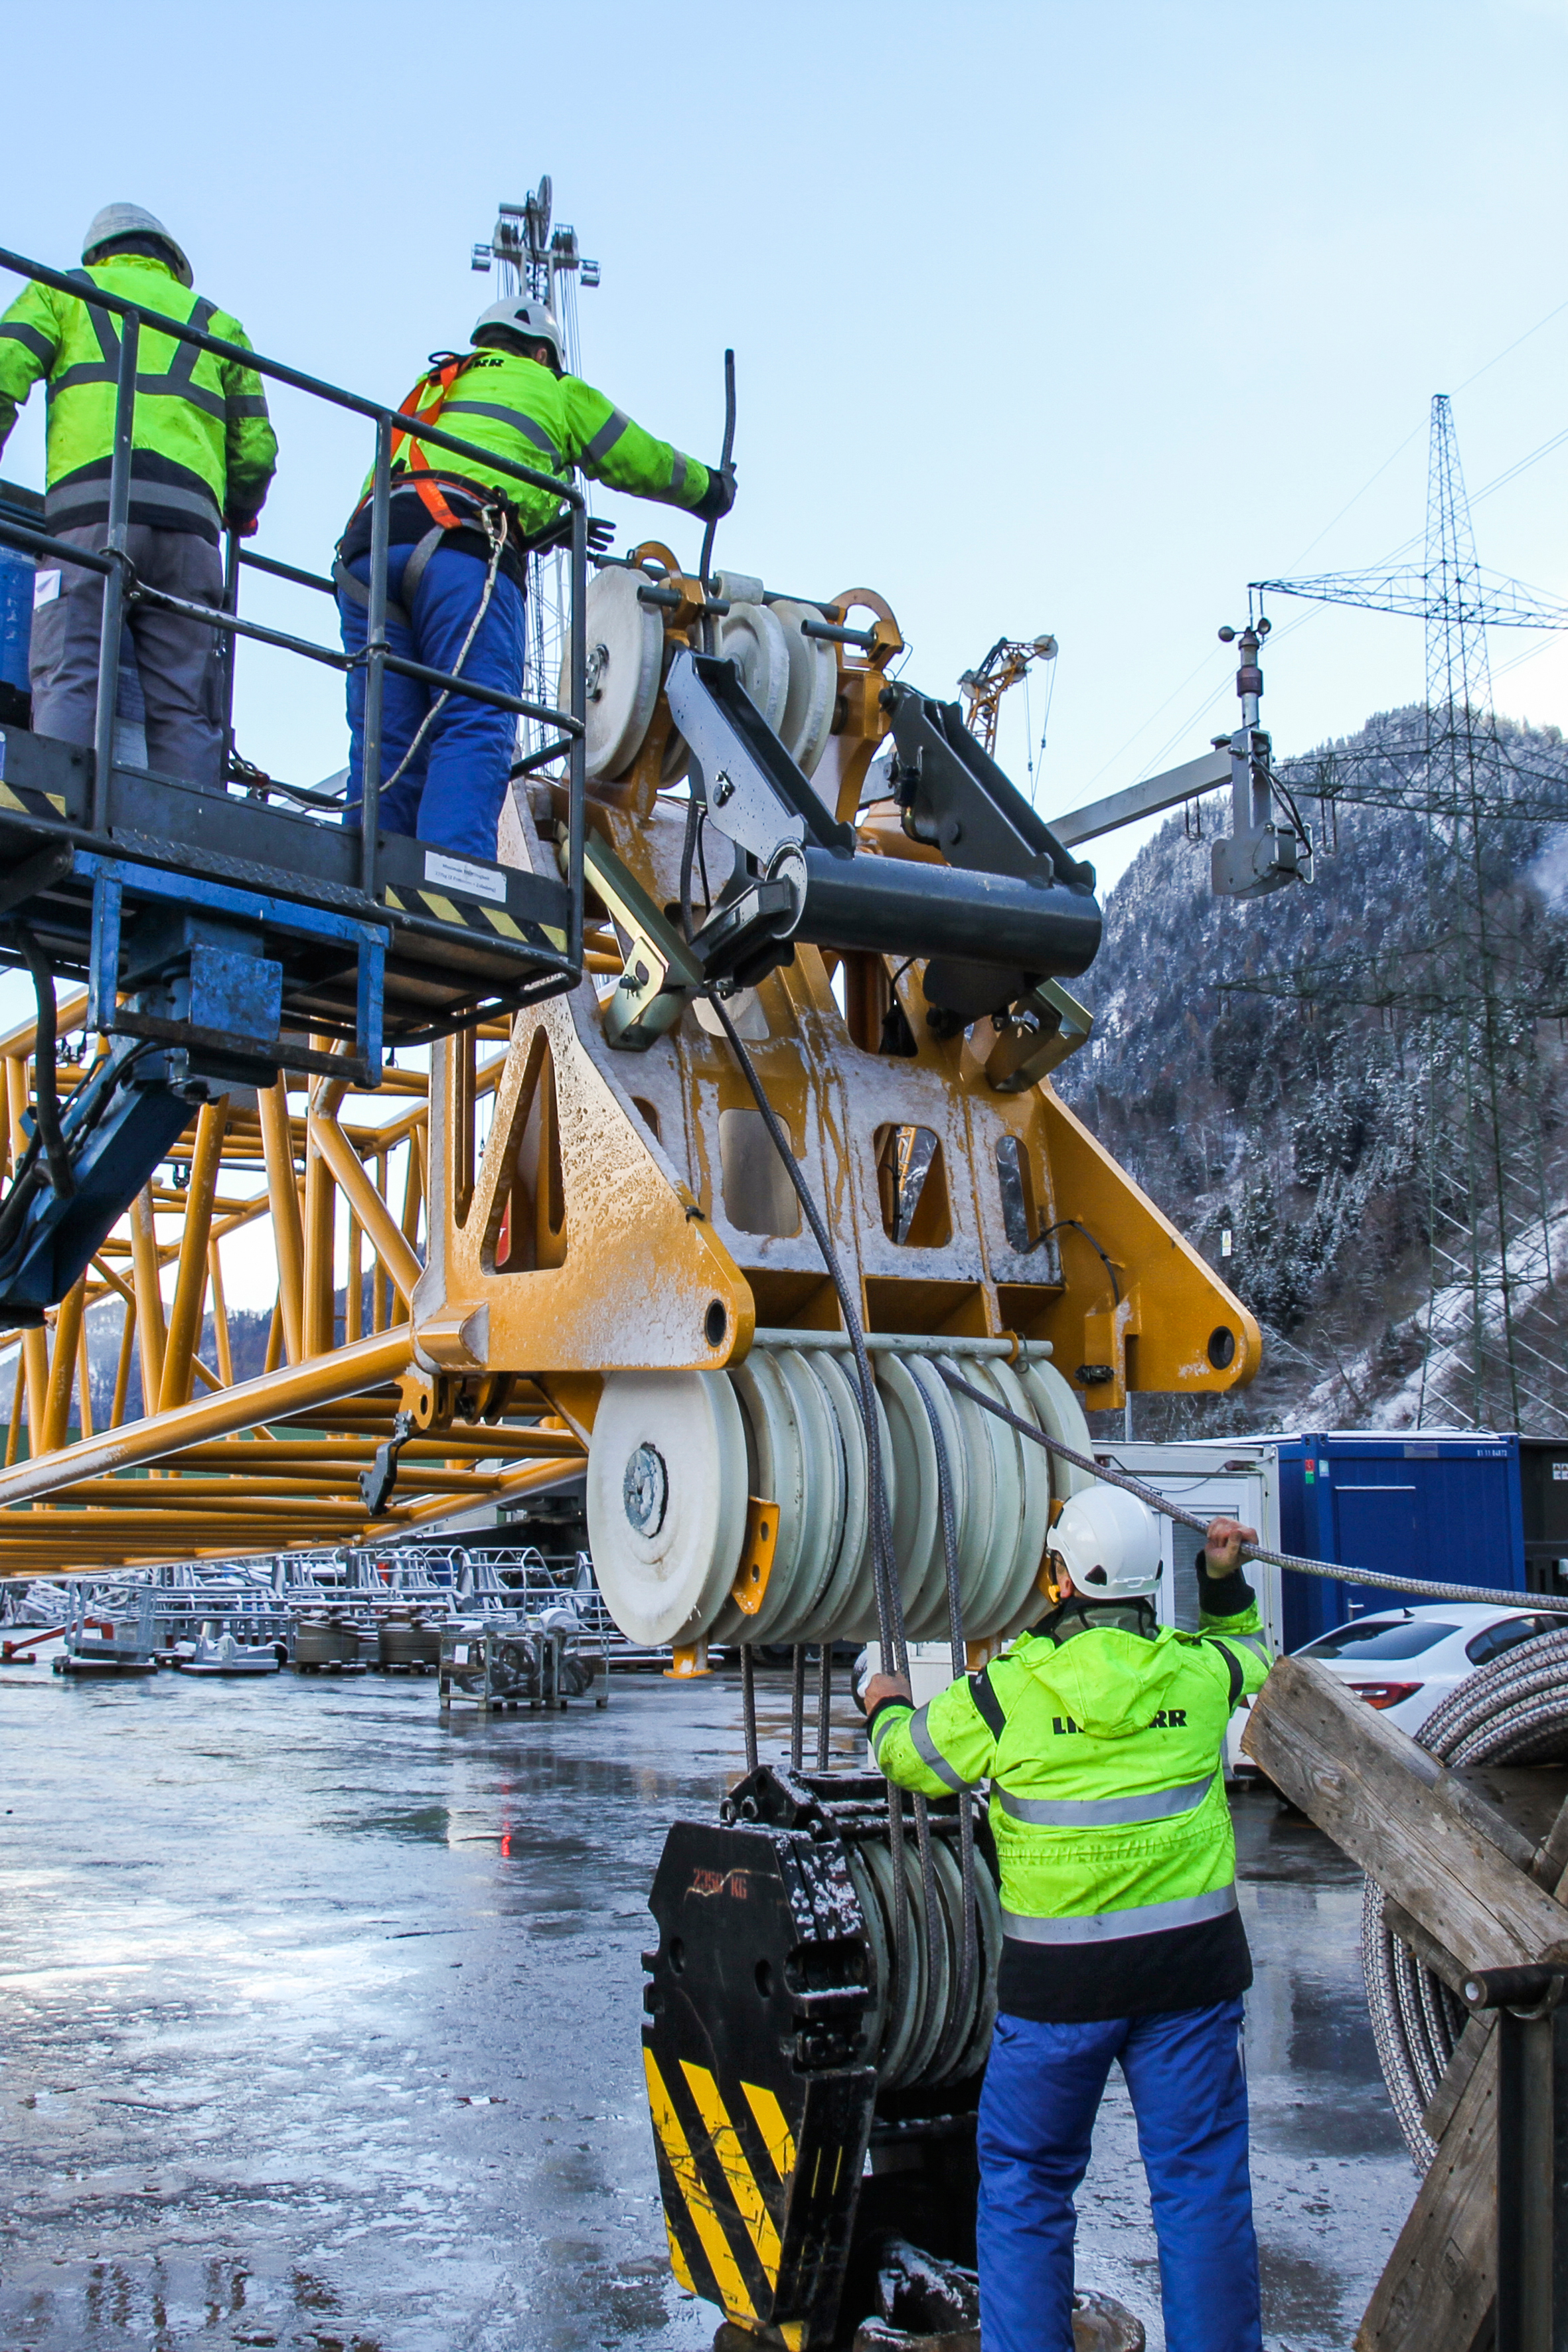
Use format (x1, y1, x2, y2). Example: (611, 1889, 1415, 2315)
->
(870, 1597, 1270, 1948)
(378, 347, 712, 536)
(0, 254, 277, 543)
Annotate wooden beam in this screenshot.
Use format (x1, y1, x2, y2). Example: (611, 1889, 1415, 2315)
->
(1355, 2025, 1499, 2352)
(1241, 1656, 1568, 1973)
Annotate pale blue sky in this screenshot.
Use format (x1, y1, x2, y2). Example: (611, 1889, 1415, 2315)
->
(4, 0, 1568, 890)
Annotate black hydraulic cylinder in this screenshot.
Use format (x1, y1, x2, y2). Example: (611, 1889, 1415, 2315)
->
(797, 846, 1101, 979)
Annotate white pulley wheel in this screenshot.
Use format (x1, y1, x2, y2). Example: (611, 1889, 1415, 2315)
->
(989, 1356, 1054, 1631)
(800, 1362, 895, 1644)
(769, 599, 838, 776)
(846, 1843, 893, 2071)
(987, 1359, 1054, 1638)
(874, 1351, 943, 1636)
(900, 1354, 973, 1642)
(996, 1360, 1097, 1638)
(924, 1838, 975, 2090)
(1018, 1360, 1097, 1500)
(767, 1349, 844, 1640)
(863, 1837, 927, 2090)
(713, 599, 791, 734)
(900, 1838, 953, 2089)
(586, 1372, 747, 1646)
(935, 1356, 1008, 1636)
(795, 1350, 873, 1642)
(958, 1361, 1024, 1634)
(709, 1350, 807, 1646)
(949, 1848, 1003, 2082)
(560, 567, 664, 781)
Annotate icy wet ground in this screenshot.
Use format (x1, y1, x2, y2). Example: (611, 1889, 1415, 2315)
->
(0, 1664, 1409, 2351)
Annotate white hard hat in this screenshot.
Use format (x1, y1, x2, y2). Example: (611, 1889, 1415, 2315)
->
(1050, 1484, 1162, 1602)
(472, 295, 564, 370)
(82, 204, 193, 289)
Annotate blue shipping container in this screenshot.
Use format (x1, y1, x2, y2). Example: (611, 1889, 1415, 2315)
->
(1276, 1430, 1524, 1650)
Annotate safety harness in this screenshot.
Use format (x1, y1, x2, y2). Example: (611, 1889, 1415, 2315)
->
(335, 354, 520, 793)
(333, 353, 520, 625)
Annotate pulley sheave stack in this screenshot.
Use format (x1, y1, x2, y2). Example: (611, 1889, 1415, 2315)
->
(567, 562, 838, 786)
(588, 1340, 1093, 1651)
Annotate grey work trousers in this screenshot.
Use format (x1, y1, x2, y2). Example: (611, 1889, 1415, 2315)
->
(29, 522, 227, 791)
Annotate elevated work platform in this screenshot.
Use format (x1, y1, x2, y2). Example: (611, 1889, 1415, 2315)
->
(0, 724, 574, 1075)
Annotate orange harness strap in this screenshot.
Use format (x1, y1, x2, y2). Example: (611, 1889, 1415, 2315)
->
(391, 358, 479, 532)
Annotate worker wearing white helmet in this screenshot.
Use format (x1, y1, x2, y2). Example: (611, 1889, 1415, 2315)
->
(334, 293, 734, 861)
(864, 1490, 1271, 2352)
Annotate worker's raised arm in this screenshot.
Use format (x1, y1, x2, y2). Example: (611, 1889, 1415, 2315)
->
(214, 312, 278, 532)
(1196, 1516, 1271, 1703)
(0, 279, 64, 455)
(868, 1662, 1006, 1798)
(561, 377, 714, 516)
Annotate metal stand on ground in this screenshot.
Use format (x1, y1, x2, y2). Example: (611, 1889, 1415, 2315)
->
(1473, 1966, 1568, 2352)
(740, 1642, 758, 1774)
(789, 1643, 807, 1770)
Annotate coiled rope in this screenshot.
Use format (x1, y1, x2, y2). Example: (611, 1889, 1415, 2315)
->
(1361, 1625, 1568, 2166)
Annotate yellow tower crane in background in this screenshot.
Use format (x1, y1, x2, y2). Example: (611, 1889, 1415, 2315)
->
(957, 633, 1058, 759)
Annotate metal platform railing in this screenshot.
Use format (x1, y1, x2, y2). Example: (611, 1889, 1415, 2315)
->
(0, 240, 587, 971)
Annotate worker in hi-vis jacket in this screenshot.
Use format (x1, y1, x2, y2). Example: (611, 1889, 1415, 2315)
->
(0, 203, 277, 789)
(334, 292, 734, 862)
(863, 1490, 1271, 2352)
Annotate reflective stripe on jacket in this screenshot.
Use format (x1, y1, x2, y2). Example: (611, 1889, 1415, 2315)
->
(871, 1601, 1271, 1942)
(0, 255, 277, 540)
(366, 347, 710, 537)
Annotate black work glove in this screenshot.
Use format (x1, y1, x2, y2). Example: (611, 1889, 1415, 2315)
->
(526, 513, 617, 557)
(691, 463, 736, 522)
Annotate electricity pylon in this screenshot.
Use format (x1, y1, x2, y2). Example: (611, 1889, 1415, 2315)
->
(1252, 396, 1568, 1433)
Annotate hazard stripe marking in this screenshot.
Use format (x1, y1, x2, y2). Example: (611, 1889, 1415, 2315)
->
(740, 2080, 796, 2183)
(663, 2214, 695, 2294)
(680, 2061, 781, 2285)
(384, 880, 568, 958)
(643, 2048, 756, 2321)
(0, 783, 66, 819)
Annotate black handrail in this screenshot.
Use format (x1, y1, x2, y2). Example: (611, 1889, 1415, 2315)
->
(0, 242, 586, 972)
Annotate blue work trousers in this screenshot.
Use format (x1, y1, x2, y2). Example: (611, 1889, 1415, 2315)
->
(977, 1999, 1262, 2352)
(337, 543, 524, 860)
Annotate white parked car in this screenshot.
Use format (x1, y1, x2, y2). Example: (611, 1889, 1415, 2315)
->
(1290, 1602, 1564, 1737)
(1225, 1601, 1563, 1772)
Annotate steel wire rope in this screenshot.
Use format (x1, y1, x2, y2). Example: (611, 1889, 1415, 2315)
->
(907, 1353, 982, 2081)
(700, 988, 927, 2053)
(1362, 1624, 1568, 2167)
(940, 1368, 1568, 1614)
(686, 341, 936, 2056)
(790, 1641, 807, 1770)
